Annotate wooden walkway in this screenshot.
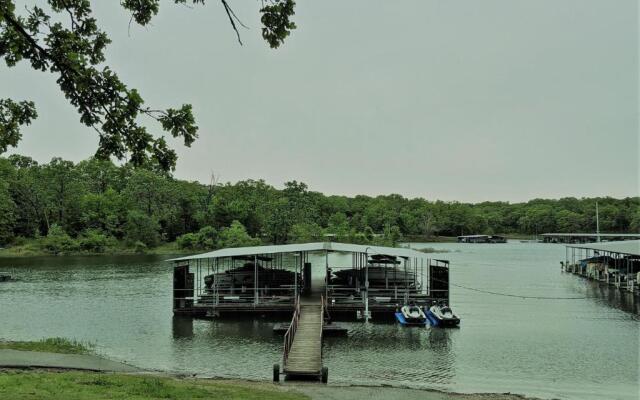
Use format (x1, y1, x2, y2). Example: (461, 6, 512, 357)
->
(284, 304, 323, 376)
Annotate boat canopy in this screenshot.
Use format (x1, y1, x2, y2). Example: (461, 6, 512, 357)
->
(567, 240, 640, 257)
(168, 242, 429, 262)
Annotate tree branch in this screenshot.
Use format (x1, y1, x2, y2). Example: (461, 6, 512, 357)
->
(220, 0, 243, 45)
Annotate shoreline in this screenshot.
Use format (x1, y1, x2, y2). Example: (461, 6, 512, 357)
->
(0, 347, 543, 400)
(0, 234, 535, 258)
(0, 369, 544, 400)
(0, 243, 192, 258)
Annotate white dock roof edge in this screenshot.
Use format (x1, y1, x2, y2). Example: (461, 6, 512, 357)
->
(168, 242, 430, 262)
(566, 240, 640, 257)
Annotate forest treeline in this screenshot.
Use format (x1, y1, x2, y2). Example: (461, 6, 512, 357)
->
(0, 155, 638, 253)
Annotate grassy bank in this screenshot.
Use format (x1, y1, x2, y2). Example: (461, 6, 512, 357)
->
(0, 371, 308, 400)
(0, 338, 94, 355)
(0, 240, 191, 258)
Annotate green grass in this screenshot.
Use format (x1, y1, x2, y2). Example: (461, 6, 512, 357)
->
(0, 239, 42, 257)
(0, 338, 95, 355)
(0, 371, 309, 400)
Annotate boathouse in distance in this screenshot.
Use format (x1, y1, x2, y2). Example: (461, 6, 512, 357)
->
(541, 233, 640, 243)
(563, 240, 640, 296)
(457, 234, 506, 243)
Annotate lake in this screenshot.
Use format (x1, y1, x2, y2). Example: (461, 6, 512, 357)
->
(0, 242, 638, 400)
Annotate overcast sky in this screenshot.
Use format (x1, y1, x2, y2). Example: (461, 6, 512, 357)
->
(2, 0, 638, 202)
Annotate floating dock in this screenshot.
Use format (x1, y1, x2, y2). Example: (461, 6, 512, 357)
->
(169, 242, 450, 320)
(168, 242, 452, 383)
(457, 235, 506, 243)
(563, 240, 640, 296)
(543, 233, 640, 243)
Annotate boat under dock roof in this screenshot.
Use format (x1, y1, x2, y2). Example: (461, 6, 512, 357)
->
(168, 242, 430, 262)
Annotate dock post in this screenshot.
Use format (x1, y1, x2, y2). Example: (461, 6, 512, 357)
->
(254, 255, 259, 305)
(364, 248, 370, 321)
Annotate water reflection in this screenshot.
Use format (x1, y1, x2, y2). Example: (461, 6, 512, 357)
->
(569, 275, 640, 316)
(322, 323, 456, 387)
(172, 316, 194, 339)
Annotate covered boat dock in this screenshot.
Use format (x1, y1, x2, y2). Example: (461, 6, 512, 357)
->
(170, 242, 451, 382)
(542, 233, 640, 243)
(169, 242, 450, 320)
(563, 240, 640, 295)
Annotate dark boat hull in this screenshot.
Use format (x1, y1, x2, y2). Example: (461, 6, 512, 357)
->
(332, 267, 415, 287)
(204, 264, 296, 289)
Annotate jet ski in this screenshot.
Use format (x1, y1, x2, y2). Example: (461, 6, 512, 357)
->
(395, 304, 427, 326)
(426, 302, 460, 327)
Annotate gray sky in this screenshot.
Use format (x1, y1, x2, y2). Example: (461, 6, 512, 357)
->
(3, 0, 638, 202)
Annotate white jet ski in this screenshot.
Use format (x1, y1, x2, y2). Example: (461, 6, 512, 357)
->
(396, 304, 427, 325)
(426, 302, 460, 327)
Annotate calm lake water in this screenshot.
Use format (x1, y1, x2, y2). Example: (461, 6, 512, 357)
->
(0, 242, 638, 400)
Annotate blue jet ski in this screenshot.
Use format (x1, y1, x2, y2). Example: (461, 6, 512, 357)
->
(395, 304, 427, 326)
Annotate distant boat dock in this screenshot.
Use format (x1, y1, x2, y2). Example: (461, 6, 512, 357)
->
(542, 233, 640, 243)
(457, 235, 506, 243)
(562, 240, 640, 296)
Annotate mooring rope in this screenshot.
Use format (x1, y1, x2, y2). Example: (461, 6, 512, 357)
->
(448, 282, 597, 300)
(429, 277, 599, 300)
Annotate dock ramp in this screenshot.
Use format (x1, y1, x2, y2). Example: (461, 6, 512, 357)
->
(274, 296, 327, 382)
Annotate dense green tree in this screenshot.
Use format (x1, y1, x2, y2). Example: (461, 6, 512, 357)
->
(78, 228, 115, 253)
(555, 209, 585, 232)
(0, 180, 16, 244)
(629, 209, 640, 232)
(264, 197, 293, 244)
(0, 154, 637, 251)
(40, 157, 85, 234)
(123, 210, 160, 247)
(177, 226, 218, 250)
(41, 223, 78, 254)
(80, 188, 125, 237)
(77, 158, 121, 194)
(218, 220, 261, 248)
(289, 222, 323, 243)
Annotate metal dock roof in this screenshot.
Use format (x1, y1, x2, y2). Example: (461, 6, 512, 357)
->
(566, 240, 640, 256)
(542, 233, 640, 238)
(168, 242, 429, 262)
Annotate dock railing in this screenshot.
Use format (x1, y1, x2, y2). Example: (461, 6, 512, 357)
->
(283, 295, 300, 367)
(321, 294, 329, 322)
(320, 294, 325, 362)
